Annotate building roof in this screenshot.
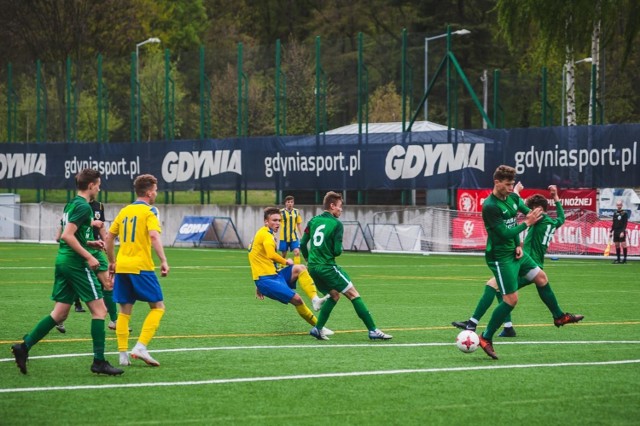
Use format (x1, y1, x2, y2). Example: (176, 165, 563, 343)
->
(325, 120, 449, 135)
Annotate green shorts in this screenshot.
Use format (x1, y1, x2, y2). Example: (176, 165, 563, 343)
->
(51, 256, 103, 304)
(486, 252, 539, 295)
(308, 264, 353, 294)
(88, 247, 109, 273)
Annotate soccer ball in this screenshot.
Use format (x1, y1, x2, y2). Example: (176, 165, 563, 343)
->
(456, 330, 479, 353)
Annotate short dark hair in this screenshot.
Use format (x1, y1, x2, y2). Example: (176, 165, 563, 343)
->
(323, 191, 342, 210)
(75, 168, 101, 190)
(133, 174, 158, 196)
(493, 165, 516, 182)
(526, 194, 549, 211)
(263, 207, 281, 220)
(284, 195, 295, 202)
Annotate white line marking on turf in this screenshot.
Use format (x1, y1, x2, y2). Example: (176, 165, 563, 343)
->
(1, 341, 639, 363)
(1, 359, 639, 394)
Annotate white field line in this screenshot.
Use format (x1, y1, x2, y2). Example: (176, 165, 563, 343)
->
(1, 358, 639, 394)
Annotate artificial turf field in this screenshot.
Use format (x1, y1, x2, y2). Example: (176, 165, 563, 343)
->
(0, 242, 638, 425)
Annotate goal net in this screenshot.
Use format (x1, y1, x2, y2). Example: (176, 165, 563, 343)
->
(369, 207, 616, 257)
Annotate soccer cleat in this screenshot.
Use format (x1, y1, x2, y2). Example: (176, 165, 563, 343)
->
(75, 304, 86, 313)
(621, 260, 627, 264)
(321, 327, 335, 336)
(498, 326, 516, 338)
(11, 343, 29, 374)
(312, 294, 330, 311)
(451, 320, 476, 332)
(368, 329, 393, 340)
(119, 352, 131, 366)
(131, 347, 160, 366)
(309, 327, 329, 341)
(91, 359, 124, 376)
(55, 323, 67, 334)
(554, 313, 585, 327)
(478, 335, 499, 360)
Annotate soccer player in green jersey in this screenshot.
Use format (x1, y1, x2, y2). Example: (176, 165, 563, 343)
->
(11, 168, 123, 376)
(301, 191, 392, 341)
(475, 165, 544, 359)
(453, 184, 584, 338)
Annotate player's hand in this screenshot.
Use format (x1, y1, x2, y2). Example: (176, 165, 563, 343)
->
(524, 207, 543, 227)
(285, 258, 294, 266)
(87, 240, 105, 250)
(515, 246, 523, 259)
(160, 261, 169, 277)
(255, 289, 264, 300)
(87, 256, 100, 270)
(514, 181, 524, 195)
(548, 185, 558, 200)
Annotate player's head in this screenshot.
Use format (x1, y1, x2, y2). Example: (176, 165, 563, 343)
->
(323, 191, 343, 218)
(492, 165, 517, 198)
(75, 168, 101, 201)
(263, 207, 282, 232)
(526, 194, 549, 212)
(616, 200, 623, 211)
(134, 174, 158, 204)
(284, 195, 295, 210)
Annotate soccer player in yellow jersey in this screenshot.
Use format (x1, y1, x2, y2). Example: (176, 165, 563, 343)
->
(105, 174, 169, 367)
(279, 195, 303, 264)
(249, 207, 331, 331)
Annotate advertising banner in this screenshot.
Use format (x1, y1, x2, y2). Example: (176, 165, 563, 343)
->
(457, 188, 597, 213)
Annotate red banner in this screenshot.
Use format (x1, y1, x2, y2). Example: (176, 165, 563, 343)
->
(457, 188, 597, 213)
(450, 213, 640, 256)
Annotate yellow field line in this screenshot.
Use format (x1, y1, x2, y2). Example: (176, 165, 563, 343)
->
(1, 321, 638, 345)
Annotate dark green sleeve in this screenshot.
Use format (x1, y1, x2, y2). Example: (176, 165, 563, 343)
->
(553, 201, 565, 228)
(484, 203, 528, 240)
(300, 223, 310, 260)
(333, 221, 343, 257)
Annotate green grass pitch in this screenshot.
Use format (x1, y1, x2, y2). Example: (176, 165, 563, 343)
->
(0, 243, 638, 425)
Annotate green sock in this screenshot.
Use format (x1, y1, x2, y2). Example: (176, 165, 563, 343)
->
(495, 292, 512, 323)
(351, 296, 377, 331)
(24, 315, 57, 349)
(316, 297, 337, 330)
(471, 285, 498, 322)
(537, 283, 564, 318)
(103, 290, 118, 322)
(91, 319, 106, 361)
(483, 302, 514, 340)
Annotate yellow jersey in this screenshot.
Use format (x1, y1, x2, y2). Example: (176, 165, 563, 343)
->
(248, 226, 288, 280)
(109, 201, 162, 274)
(279, 208, 302, 242)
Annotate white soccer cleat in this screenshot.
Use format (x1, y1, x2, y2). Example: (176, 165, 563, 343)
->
(310, 327, 329, 341)
(119, 351, 131, 366)
(321, 327, 335, 336)
(131, 346, 160, 366)
(312, 294, 330, 311)
(108, 321, 117, 330)
(368, 329, 393, 340)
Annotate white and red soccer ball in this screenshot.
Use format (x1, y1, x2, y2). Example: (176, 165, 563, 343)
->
(456, 330, 479, 353)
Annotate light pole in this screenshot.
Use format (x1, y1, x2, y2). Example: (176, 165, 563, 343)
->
(424, 28, 470, 121)
(561, 56, 591, 126)
(135, 37, 161, 141)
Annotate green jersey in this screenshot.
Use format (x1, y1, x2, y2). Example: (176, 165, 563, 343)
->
(300, 211, 343, 266)
(482, 192, 530, 261)
(524, 201, 564, 267)
(57, 195, 93, 265)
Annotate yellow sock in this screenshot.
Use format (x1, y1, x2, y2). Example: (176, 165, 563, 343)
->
(294, 304, 317, 326)
(138, 308, 165, 347)
(293, 254, 301, 264)
(116, 313, 131, 352)
(297, 269, 318, 300)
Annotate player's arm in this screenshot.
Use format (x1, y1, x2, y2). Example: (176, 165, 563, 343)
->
(548, 185, 565, 227)
(300, 225, 310, 260)
(55, 219, 62, 242)
(333, 221, 344, 257)
(62, 222, 99, 270)
(263, 236, 290, 266)
(149, 229, 170, 276)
